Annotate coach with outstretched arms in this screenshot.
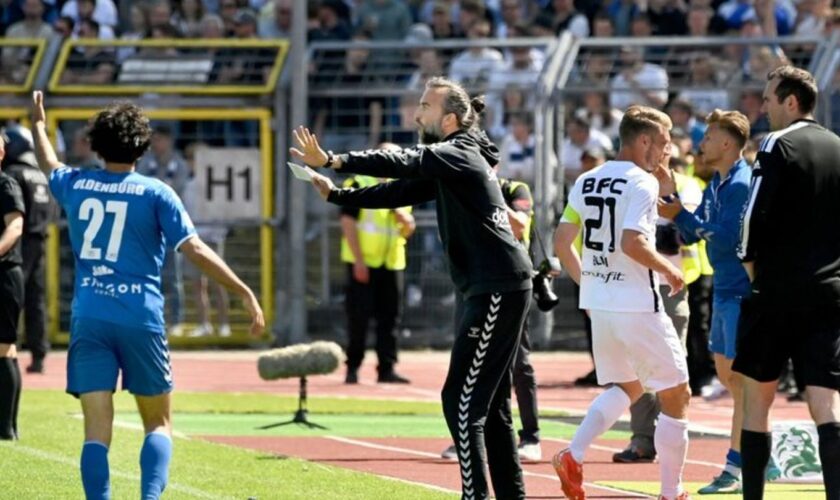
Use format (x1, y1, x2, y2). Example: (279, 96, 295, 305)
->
(292, 77, 533, 500)
(736, 65, 840, 500)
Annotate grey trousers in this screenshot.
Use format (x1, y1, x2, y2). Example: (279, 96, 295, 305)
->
(629, 285, 689, 452)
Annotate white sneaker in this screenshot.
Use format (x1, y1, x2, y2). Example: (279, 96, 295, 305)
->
(518, 441, 542, 462)
(701, 378, 729, 401)
(189, 323, 213, 337)
(169, 324, 184, 337)
(218, 324, 232, 337)
(441, 444, 457, 460)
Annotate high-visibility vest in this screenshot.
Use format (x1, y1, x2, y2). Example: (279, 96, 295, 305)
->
(675, 172, 702, 284)
(340, 175, 411, 271)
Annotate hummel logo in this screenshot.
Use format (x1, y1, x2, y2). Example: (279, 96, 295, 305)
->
(468, 327, 481, 338)
(92, 265, 114, 277)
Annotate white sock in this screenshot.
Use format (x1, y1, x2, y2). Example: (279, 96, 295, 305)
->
(569, 386, 631, 463)
(655, 413, 689, 499)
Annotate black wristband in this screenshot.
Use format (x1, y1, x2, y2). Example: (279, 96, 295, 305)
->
(322, 151, 335, 169)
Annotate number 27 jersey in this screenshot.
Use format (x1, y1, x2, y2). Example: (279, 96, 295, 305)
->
(562, 161, 661, 313)
(50, 166, 196, 331)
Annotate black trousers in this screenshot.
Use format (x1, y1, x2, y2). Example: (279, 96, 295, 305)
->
(442, 289, 530, 500)
(687, 275, 715, 391)
(512, 320, 539, 443)
(21, 236, 47, 360)
(345, 264, 402, 374)
(0, 265, 24, 344)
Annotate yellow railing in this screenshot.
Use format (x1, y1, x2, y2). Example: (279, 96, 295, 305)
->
(48, 38, 289, 95)
(0, 39, 47, 93)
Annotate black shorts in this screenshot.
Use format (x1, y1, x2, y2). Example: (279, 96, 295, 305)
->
(0, 265, 24, 344)
(733, 295, 840, 390)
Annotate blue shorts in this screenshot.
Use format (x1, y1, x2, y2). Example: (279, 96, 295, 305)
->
(67, 317, 173, 397)
(709, 296, 742, 359)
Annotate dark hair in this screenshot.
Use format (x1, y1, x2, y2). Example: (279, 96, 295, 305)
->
(767, 65, 818, 114)
(425, 77, 485, 131)
(668, 98, 695, 116)
(88, 102, 152, 164)
(81, 18, 99, 35)
(57, 15, 75, 31)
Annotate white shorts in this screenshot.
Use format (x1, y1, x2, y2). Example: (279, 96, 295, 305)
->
(591, 309, 689, 392)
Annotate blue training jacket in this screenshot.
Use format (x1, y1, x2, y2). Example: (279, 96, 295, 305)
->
(674, 159, 752, 299)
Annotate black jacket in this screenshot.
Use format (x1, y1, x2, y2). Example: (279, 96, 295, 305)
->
(329, 130, 533, 297)
(3, 152, 50, 239)
(739, 119, 840, 308)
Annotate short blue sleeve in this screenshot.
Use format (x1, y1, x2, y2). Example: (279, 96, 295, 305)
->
(48, 166, 78, 206)
(155, 184, 196, 251)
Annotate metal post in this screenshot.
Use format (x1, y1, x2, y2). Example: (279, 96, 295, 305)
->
(287, 0, 309, 344)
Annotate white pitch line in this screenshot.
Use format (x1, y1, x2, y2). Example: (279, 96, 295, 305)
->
(325, 436, 649, 498)
(541, 437, 724, 469)
(2, 443, 228, 499)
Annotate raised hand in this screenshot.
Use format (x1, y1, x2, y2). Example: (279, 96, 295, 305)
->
(289, 126, 329, 167)
(32, 91, 46, 125)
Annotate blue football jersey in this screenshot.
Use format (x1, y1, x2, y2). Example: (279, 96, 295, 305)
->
(50, 166, 196, 331)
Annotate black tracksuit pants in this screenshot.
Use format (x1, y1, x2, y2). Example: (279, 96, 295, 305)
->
(22, 236, 47, 361)
(512, 320, 539, 443)
(442, 289, 530, 500)
(345, 264, 402, 375)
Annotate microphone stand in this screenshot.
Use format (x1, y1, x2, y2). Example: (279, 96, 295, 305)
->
(258, 376, 328, 430)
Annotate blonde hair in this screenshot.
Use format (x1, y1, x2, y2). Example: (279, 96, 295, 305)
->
(705, 109, 750, 148)
(618, 105, 672, 146)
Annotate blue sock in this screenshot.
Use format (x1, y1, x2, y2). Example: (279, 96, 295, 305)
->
(724, 448, 742, 477)
(81, 441, 110, 500)
(140, 432, 172, 500)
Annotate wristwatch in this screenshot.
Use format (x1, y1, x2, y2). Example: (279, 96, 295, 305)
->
(322, 151, 335, 169)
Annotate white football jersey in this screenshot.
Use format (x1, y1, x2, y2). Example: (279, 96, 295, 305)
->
(562, 161, 662, 312)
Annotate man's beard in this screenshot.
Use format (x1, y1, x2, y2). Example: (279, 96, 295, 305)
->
(417, 121, 444, 144)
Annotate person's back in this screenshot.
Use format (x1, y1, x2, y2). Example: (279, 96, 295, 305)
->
(50, 167, 192, 330)
(571, 160, 661, 312)
(749, 121, 840, 306)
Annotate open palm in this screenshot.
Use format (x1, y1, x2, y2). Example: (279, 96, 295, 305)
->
(289, 126, 328, 167)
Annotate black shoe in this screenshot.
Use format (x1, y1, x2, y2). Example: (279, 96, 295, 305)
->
(345, 370, 358, 384)
(573, 369, 598, 387)
(26, 359, 44, 374)
(377, 372, 410, 384)
(612, 446, 656, 463)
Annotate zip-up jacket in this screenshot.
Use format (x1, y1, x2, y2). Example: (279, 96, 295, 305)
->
(328, 129, 533, 297)
(674, 158, 751, 299)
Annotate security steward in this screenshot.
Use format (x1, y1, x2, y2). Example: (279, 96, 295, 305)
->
(2, 126, 50, 374)
(0, 133, 25, 440)
(340, 159, 415, 385)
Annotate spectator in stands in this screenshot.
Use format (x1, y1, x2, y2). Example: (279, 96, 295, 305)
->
(487, 43, 542, 139)
(737, 90, 770, 137)
(499, 111, 537, 185)
(717, 0, 794, 35)
(218, 0, 239, 36)
(561, 114, 614, 183)
(609, 46, 668, 110)
(575, 91, 623, 144)
(356, 0, 412, 40)
(667, 99, 707, 150)
(215, 10, 274, 86)
(496, 0, 525, 38)
(608, 0, 641, 36)
(448, 19, 503, 90)
(136, 126, 189, 336)
(61, 19, 116, 84)
(418, 0, 457, 25)
(550, 0, 589, 37)
(313, 29, 385, 152)
(530, 11, 555, 38)
(457, 0, 486, 38)
(52, 16, 74, 40)
(308, 0, 351, 42)
(147, 0, 175, 31)
(142, 23, 182, 57)
(580, 50, 614, 86)
(687, 3, 713, 35)
(592, 10, 615, 37)
(68, 127, 103, 170)
(5, 0, 52, 40)
(173, 0, 204, 38)
(257, 0, 291, 39)
(63, 0, 115, 39)
(199, 13, 224, 39)
(676, 52, 730, 116)
(647, 0, 688, 35)
(116, 4, 148, 62)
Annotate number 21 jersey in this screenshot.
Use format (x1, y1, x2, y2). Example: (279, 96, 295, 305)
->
(50, 166, 196, 331)
(561, 161, 661, 313)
